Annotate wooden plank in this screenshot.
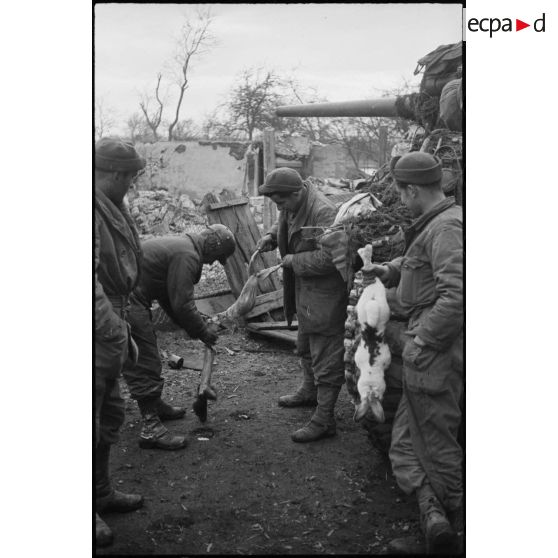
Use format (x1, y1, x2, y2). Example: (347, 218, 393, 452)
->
(248, 289, 283, 305)
(205, 184, 283, 322)
(245, 289, 283, 319)
(206, 196, 253, 297)
(263, 128, 276, 175)
(253, 146, 262, 196)
(276, 158, 303, 168)
(207, 197, 281, 296)
(208, 198, 250, 210)
(378, 125, 388, 167)
(245, 320, 298, 331)
(263, 128, 277, 231)
(245, 325, 297, 345)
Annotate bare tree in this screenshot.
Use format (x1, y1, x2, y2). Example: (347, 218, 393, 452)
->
(173, 118, 199, 141)
(201, 109, 238, 139)
(224, 68, 284, 140)
(95, 97, 117, 140)
(167, 8, 216, 141)
(279, 77, 332, 141)
(139, 73, 165, 141)
(126, 112, 144, 141)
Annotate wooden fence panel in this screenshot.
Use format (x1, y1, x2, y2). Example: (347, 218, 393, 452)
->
(205, 195, 281, 298)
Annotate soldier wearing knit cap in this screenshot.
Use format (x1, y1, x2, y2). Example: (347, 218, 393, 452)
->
(365, 151, 464, 554)
(94, 137, 145, 547)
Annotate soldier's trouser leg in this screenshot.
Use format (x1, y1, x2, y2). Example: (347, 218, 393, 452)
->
(122, 301, 164, 402)
(310, 332, 345, 426)
(296, 330, 319, 396)
(278, 331, 317, 407)
(291, 332, 344, 442)
(95, 373, 126, 448)
(389, 338, 463, 512)
(95, 373, 125, 504)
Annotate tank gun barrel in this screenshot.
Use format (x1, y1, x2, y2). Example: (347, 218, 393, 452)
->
(275, 98, 401, 118)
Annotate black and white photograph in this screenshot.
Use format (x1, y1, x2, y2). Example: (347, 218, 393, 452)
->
(93, 2, 463, 555)
(6, 0, 558, 556)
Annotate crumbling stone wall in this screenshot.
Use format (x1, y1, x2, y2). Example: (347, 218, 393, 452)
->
(134, 140, 248, 200)
(249, 196, 264, 226)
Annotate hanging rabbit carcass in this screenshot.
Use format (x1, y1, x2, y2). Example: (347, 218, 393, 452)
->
(344, 244, 391, 423)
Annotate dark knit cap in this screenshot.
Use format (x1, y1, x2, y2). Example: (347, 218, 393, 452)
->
(259, 167, 303, 196)
(95, 137, 146, 172)
(392, 152, 441, 185)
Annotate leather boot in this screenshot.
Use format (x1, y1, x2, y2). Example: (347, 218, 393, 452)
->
(291, 384, 340, 443)
(416, 481, 457, 554)
(278, 361, 317, 408)
(96, 512, 113, 547)
(96, 443, 144, 513)
(138, 398, 188, 450)
(157, 397, 186, 421)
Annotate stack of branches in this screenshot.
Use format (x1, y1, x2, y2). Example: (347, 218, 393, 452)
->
(316, 185, 413, 290)
(354, 182, 413, 261)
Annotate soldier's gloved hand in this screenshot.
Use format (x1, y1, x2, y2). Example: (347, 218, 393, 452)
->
(200, 326, 219, 347)
(256, 234, 276, 253)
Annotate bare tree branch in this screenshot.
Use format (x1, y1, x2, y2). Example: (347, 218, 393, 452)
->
(167, 8, 216, 140)
(139, 73, 164, 141)
(95, 97, 117, 140)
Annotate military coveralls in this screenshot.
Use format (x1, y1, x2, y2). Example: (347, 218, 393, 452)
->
(122, 234, 212, 401)
(384, 197, 463, 512)
(95, 190, 142, 446)
(268, 184, 347, 411)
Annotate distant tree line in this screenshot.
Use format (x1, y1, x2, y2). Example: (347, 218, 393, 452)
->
(94, 7, 418, 173)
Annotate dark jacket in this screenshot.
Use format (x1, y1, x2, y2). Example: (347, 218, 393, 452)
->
(95, 190, 142, 340)
(268, 184, 347, 335)
(134, 234, 210, 340)
(95, 189, 142, 378)
(384, 197, 463, 351)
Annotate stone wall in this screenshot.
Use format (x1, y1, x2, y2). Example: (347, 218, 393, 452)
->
(249, 196, 264, 226)
(309, 142, 375, 179)
(134, 140, 249, 200)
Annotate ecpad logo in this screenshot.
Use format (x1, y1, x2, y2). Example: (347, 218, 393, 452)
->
(468, 13, 546, 37)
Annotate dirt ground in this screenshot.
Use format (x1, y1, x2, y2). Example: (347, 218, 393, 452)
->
(97, 329, 422, 556)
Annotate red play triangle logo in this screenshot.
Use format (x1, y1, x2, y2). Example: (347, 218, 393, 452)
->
(516, 19, 530, 31)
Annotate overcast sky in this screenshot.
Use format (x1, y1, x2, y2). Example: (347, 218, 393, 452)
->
(95, 3, 462, 134)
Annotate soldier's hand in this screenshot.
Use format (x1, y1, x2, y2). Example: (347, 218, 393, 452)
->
(200, 327, 219, 347)
(364, 263, 389, 282)
(256, 234, 275, 253)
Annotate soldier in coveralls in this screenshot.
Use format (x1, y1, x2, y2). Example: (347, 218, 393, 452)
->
(94, 137, 145, 547)
(257, 168, 348, 443)
(368, 152, 463, 555)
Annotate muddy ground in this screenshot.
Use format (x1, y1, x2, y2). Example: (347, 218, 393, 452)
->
(97, 329, 422, 556)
